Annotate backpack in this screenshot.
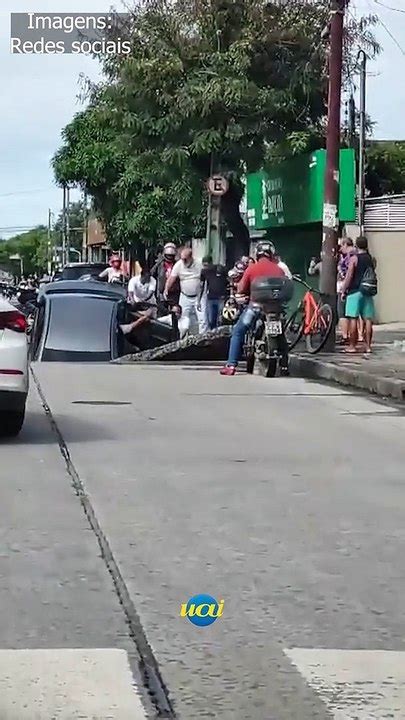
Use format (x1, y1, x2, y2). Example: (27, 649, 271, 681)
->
(360, 264, 378, 297)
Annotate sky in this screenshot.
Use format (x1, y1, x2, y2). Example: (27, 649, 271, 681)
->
(0, 0, 405, 238)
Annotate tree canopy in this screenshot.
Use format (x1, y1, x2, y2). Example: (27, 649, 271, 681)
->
(366, 142, 405, 197)
(0, 226, 48, 277)
(53, 0, 378, 253)
(0, 201, 85, 277)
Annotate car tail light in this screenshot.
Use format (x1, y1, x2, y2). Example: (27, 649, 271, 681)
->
(0, 310, 27, 333)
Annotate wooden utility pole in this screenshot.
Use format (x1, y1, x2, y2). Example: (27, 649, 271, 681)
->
(62, 185, 67, 267)
(66, 185, 71, 264)
(47, 209, 53, 275)
(320, 0, 347, 350)
(83, 190, 89, 263)
(358, 50, 367, 234)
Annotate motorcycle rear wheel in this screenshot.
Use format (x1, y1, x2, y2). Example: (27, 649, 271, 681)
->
(258, 335, 278, 377)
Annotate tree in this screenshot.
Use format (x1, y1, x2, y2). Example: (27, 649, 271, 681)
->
(366, 142, 405, 197)
(0, 227, 48, 277)
(53, 200, 86, 252)
(53, 0, 378, 255)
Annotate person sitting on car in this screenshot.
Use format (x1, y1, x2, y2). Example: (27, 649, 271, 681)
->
(99, 255, 127, 284)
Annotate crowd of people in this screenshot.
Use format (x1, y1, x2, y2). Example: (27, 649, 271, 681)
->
(309, 235, 377, 355)
(104, 243, 294, 342)
(99, 235, 377, 361)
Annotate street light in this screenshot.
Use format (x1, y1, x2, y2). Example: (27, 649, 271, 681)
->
(68, 248, 82, 262)
(9, 253, 23, 277)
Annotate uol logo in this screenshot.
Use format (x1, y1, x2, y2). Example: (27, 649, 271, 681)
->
(180, 594, 224, 627)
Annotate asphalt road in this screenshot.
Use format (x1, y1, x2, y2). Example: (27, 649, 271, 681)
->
(2, 362, 405, 719)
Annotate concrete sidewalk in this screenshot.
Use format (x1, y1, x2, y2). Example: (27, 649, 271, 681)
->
(291, 323, 405, 401)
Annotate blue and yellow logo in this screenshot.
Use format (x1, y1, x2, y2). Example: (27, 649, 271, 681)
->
(180, 594, 224, 627)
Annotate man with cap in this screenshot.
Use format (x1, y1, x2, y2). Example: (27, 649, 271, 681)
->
(151, 243, 179, 309)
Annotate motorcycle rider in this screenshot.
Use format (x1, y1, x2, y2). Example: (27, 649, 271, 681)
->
(220, 241, 289, 377)
(151, 242, 179, 309)
(99, 254, 127, 284)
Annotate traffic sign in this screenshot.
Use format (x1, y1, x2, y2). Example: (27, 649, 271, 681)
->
(207, 175, 229, 196)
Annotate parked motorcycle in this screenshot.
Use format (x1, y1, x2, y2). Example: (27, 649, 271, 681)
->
(244, 277, 293, 378)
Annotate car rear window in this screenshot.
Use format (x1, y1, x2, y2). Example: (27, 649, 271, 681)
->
(44, 295, 115, 356)
(61, 265, 107, 280)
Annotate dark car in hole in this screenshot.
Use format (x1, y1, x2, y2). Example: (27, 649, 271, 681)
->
(30, 280, 130, 362)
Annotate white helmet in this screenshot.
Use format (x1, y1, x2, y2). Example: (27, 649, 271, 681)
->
(163, 242, 177, 257)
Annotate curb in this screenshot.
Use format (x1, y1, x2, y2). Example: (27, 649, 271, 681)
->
(290, 354, 405, 401)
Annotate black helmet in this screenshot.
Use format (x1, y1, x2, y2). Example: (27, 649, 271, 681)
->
(256, 240, 275, 260)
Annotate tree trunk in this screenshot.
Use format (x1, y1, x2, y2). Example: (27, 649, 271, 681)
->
(221, 181, 250, 264)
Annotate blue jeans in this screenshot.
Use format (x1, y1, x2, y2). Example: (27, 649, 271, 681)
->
(207, 299, 224, 330)
(227, 306, 260, 366)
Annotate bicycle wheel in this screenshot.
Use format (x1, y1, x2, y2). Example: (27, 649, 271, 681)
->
(285, 306, 304, 351)
(305, 302, 333, 354)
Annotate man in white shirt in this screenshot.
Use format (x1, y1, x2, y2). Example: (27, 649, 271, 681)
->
(165, 247, 207, 333)
(128, 270, 157, 311)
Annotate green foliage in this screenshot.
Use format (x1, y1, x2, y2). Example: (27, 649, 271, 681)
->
(366, 142, 405, 197)
(0, 226, 48, 276)
(53, 200, 86, 251)
(53, 0, 378, 251)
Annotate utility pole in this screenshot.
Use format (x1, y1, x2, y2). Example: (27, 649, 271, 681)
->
(206, 153, 214, 257)
(66, 185, 71, 264)
(358, 50, 367, 234)
(62, 185, 67, 267)
(47, 209, 53, 276)
(204, 28, 224, 264)
(320, 0, 347, 351)
(83, 190, 89, 263)
(206, 171, 228, 264)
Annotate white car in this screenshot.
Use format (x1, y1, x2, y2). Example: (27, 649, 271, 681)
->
(0, 296, 29, 436)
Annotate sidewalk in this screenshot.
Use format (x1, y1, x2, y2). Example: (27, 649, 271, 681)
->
(291, 323, 405, 401)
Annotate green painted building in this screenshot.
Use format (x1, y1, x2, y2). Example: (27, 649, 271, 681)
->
(246, 149, 356, 231)
(244, 148, 356, 284)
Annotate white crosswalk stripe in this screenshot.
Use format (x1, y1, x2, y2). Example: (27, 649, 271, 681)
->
(285, 648, 405, 719)
(0, 648, 147, 719)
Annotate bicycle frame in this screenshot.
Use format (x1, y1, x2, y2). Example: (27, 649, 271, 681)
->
(292, 275, 328, 337)
(303, 291, 329, 335)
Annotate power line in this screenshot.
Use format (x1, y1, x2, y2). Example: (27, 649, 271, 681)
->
(364, 0, 405, 56)
(0, 189, 51, 199)
(379, 16, 405, 55)
(373, 0, 405, 14)
(0, 226, 44, 232)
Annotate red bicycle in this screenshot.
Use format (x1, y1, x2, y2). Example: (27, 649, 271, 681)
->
(285, 275, 333, 354)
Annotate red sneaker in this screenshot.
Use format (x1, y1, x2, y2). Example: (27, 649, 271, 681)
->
(220, 365, 236, 376)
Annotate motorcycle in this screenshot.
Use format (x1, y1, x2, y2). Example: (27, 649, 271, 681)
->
(244, 277, 293, 378)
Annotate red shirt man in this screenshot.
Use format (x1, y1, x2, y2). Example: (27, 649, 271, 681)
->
(237, 256, 285, 297)
(220, 242, 287, 376)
